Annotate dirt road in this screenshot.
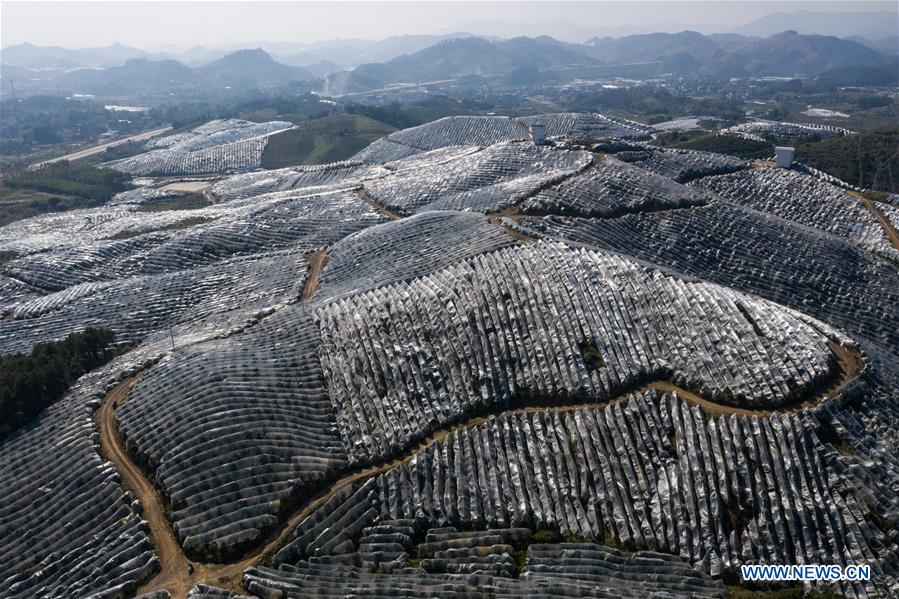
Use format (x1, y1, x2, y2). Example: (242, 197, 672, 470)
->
(94, 372, 194, 597)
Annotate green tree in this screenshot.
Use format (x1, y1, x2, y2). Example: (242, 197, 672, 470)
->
(0, 328, 125, 439)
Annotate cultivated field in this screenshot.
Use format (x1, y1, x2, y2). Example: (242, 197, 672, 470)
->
(1, 112, 897, 599)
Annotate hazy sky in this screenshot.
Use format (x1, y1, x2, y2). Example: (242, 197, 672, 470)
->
(2, 1, 895, 49)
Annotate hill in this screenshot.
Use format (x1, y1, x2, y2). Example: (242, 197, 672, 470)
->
(322, 31, 890, 94)
(735, 10, 899, 39)
(701, 30, 889, 78)
(326, 36, 598, 94)
(1, 112, 898, 598)
(9, 49, 314, 96)
(585, 30, 887, 78)
(55, 58, 195, 94)
(0, 41, 148, 69)
(196, 48, 313, 86)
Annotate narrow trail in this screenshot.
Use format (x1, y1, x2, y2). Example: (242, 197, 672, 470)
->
(96, 341, 864, 598)
(488, 205, 537, 243)
(358, 188, 403, 220)
(484, 153, 603, 244)
(301, 250, 328, 300)
(860, 195, 899, 251)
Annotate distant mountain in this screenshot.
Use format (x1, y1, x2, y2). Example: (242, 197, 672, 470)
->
(296, 33, 479, 68)
(195, 49, 313, 86)
(320, 30, 892, 95)
(705, 33, 756, 50)
(584, 30, 888, 78)
(351, 33, 483, 65)
(299, 60, 343, 78)
(735, 11, 898, 40)
(0, 42, 148, 69)
(699, 31, 889, 78)
(5, 49, 314, 97)
(172, 46, 228, 67)
(848, 35, 899, 56)
(584, 31, 724, 65)
(274, 51, 333, 69)
(3, 28, 892, 99)
(325, 36, 598, 95)
(55, 58, 195, 94)
(385, 37, 510, 79)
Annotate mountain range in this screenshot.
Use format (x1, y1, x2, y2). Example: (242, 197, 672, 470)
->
(0, 33, 482, 73)
(1, 29, 894, 98)
(324, 30, 893, 94)
(0, 48, 315, 97)
(0, 41, 148, 69)
(580, 29, 890, 79)
(734, 10, 898, 40)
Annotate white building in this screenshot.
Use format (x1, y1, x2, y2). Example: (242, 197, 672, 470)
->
(775, 146, 795, 168)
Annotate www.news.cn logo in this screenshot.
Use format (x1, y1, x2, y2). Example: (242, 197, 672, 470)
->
(741, 564, 871, 582)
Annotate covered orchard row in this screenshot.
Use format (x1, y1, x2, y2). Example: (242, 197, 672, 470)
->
(268, 391, 893, 597)
(316, 242, 842, 464)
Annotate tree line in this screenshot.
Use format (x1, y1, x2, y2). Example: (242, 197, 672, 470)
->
(0, 328, 126, 440)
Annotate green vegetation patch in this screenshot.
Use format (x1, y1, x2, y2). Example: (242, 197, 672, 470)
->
(260, 113, 395, 168)
(671, 133, 774, 160)
(531, 529, 563, 543)
(136, 192, 212, 212)
(813, 419, 857, 456)
(345, 96, 486, 130)
(0, 161, 133, 226)
(0, 251, 18, 267)
(796, 128, 899, 193)
(0, 328, 129, 439)
(865, 510, 894, 535)
(3, 160, 132, 199)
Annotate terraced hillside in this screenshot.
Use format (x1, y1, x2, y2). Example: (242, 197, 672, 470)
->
(721, 119, 852, 143)
(106, 120, 295, 176)
(1, 112, 897, 599)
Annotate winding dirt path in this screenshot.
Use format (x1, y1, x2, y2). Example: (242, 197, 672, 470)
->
(95, 372, 192, 597)
(96, 341, 863, 597)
